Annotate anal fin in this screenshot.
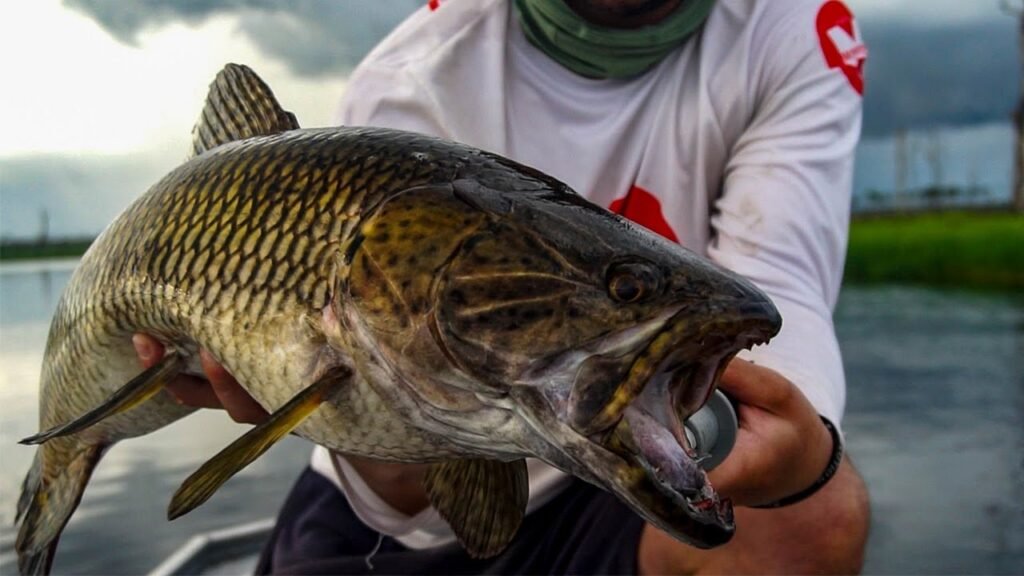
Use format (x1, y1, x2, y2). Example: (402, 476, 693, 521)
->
(167, 365, 352, 520)
(424, 458, 528, 558)
(20, 352, 183, 445)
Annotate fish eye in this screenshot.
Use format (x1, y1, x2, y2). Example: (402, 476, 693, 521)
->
(607, 262, 660, 304)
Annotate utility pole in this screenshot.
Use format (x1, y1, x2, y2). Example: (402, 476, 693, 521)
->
(926, 130, 943, 188)
(1002, 0, 1024, 211)
(37, 208, 50, 246)
(894, 129, 910, 211)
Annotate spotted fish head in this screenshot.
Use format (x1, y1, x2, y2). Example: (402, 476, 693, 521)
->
(341, 173, 780, 548)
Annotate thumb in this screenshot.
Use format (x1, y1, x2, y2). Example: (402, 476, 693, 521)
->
(718, 358, 795, 415)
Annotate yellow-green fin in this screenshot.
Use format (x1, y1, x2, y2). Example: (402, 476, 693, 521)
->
(19, 352, 183, 445)
(16, 443, 104, 576)
(167, 365, 351, 520)
(424, 458, 528, 558)
(190, 63, 300, 158)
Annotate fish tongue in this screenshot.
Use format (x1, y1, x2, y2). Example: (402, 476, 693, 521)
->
(634, 367, 697, 460)
(622, 405, 706, 499)
(671, 351, 729, 425)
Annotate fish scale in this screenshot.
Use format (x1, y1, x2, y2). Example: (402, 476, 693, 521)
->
(18, 64, 785, 574)
(33, 126, 553, 477)
(19, 129, 512, 571)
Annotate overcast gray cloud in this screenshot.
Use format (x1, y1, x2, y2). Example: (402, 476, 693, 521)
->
(851, 0, 1011, 25)
(64, 0, 420, 76)
(64, 0, 1021, 137)
(860, 18, 1017, 136)
(3, 1, 1017, 243)
(1, 152, 179, 240)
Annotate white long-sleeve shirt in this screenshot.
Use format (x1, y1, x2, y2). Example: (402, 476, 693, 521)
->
(314, 0, 866, 545)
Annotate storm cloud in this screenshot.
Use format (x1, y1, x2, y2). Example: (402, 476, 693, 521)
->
(860, 18, 1018, 136)
(4, 1, 1017, 243)
(64, 0, 421, 76)
(0, 152, 178, 240)
(65, 0, 1021, 137)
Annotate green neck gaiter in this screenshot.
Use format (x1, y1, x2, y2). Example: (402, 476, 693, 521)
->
(513, 0, 715, 79)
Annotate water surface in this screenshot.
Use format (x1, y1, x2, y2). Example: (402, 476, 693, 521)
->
(837, 285, 1024, 574)
(1, 262, 1021, 574)
(0, 261, 310, 575)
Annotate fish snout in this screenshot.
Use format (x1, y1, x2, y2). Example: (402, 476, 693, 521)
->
(733, 273, 783, 333)
(672, 262, 782, 347)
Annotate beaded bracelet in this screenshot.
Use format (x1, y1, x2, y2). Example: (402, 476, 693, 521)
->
(751, 416, 844, 509)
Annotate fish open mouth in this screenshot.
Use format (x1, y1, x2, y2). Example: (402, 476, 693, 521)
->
(598, 301, 781, 543)
(521, 291, 781, 546)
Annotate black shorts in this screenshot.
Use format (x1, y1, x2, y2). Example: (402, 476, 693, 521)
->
(256, 466, 644, 575)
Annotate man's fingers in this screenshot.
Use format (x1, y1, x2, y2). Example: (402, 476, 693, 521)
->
(719, 358, 795, 414)
(133, 333, 226, 409)
(198, 349, 234, 388)
(132, 333, 164, 369)
(166, 376, 227, 409)
(210, 380, 271, 424)
(200, 350, 269, 424)
(133, 333, 267, 423)
(132, 334, 267, 424)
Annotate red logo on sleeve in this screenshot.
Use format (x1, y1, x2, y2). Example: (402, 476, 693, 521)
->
(816, 0, 867, 95)
(609, 185, 679, 243)
(428, 0, 441, 11)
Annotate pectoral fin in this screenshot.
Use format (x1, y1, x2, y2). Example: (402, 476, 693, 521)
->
(424, 458, 528, 558)
(20, 352, 183, 445)
(167, 365, 352, 520)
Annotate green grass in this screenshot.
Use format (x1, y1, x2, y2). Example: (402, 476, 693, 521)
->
(844, 210, 1024, 290)
(0, 239, 94, 261)
(3, 211, 1021, 290)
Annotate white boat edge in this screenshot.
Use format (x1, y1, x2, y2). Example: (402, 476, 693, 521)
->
(148, 518, 275, 576)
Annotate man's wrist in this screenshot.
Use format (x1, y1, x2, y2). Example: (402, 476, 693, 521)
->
(752, 416, 843, 509)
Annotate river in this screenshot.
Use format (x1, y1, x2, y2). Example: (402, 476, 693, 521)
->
(1, 261, 1021, 574)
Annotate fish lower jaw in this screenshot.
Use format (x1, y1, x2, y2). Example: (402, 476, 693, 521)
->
(618, 404, 734, 531)
(595, 336, 758, 537)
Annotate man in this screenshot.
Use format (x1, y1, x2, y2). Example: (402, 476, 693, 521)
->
(136, 0, 870, 572)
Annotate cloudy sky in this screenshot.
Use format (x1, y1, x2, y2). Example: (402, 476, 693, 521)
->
(0, 0, 1018, 239)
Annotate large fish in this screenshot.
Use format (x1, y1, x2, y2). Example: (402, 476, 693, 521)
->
(15, 64, 781, 574)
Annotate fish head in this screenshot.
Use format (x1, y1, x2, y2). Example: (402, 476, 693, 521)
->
(342, 175, 780, 548)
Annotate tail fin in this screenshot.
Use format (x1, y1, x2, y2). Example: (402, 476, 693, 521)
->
(15, 441, 104, 576)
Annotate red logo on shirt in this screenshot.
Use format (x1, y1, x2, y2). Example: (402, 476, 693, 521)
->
(428, 0, 441, 11)
(816, 0, 866, 95)
(609, 185, 679, 244)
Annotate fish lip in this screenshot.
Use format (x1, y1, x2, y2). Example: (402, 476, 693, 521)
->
(586, 299, 779, 543)
(637, 440, 736, 533)
(662, 305, 778, 421)
(516, 297, 778, 546)
(603, 402, 736, 545)
(571, 297, 779, 437)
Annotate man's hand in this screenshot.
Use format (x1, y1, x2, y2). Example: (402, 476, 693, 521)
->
(639, 361, 866, 574)
(132, 334, 269, 425)
(133, 334, 832, 508)
(708, 358, 833, 507)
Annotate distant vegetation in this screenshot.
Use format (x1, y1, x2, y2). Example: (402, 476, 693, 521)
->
(3, 211, 1021, 291)
(854, 185, 996, 214)
(845, 210, 1024, 290)
(0, 238, 93, 261)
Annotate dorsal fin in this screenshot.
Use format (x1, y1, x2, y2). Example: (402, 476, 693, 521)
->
(190, 63, 300, 157)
